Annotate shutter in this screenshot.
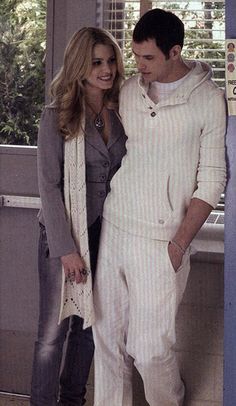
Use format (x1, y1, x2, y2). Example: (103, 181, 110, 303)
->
(103, 0, 225, 86)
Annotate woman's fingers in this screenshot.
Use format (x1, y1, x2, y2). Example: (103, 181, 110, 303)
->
(61, 253, 88, 284)
(74, 268, 87, 284)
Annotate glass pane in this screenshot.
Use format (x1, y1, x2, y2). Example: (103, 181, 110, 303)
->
(0, 0, 46, 146)
(152, 1, 225, 87)
(104, 1, 225, 86)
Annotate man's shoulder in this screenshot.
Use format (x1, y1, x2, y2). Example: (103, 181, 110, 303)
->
(192, 79, 226, 118)
(121, 74, 139, 93)
(205, 78, 224, 93)
(203, 81, 225, 105)
(193, 75, 225, 102)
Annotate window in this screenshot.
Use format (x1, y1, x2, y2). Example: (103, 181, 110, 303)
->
(0, 0, 46, 146)
(103, 0, 225, 86)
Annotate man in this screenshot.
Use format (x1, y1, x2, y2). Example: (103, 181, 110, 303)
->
(93, 8, 226, 406)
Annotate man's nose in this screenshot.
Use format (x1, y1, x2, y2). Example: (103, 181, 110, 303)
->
(136, 58, 146, 71)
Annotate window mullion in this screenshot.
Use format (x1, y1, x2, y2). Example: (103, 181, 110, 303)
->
(140, 0, 152, 16)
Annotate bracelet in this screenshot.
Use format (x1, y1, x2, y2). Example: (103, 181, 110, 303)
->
(170, 240, 186, 255)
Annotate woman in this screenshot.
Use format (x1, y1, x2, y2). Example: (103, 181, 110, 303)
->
(30, 27, 127, 406)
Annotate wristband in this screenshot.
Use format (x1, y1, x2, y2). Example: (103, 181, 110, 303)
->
(170, 240, 186, 255)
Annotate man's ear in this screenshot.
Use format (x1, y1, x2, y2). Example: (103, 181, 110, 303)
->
(169, 45, 182, 60)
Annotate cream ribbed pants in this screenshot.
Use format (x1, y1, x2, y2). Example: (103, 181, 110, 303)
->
(93, 219, 190, 406)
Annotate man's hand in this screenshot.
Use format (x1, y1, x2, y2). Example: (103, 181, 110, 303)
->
(168, 241, 184, 273)
(169, 198, 213, 270)
(61, 252, 87, 284)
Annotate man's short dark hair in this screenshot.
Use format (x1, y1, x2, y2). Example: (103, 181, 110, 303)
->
(133, 8, 185, 58)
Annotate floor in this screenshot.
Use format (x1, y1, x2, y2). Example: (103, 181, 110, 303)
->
(0, 393, 222, 406)
(0, 260, 223, 406)
(0, 395, 29, 405)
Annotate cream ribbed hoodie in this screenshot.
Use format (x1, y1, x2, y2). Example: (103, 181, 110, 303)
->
(103, 60, 226, 240)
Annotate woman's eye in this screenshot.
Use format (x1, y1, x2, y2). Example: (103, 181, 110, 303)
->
(109, 57, 116, 64)
(93, 60, 101, 66)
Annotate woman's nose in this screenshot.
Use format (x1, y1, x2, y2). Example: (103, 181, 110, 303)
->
(103, 62, 112, 72)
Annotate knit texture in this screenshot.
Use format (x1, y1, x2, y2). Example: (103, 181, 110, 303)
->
(103, 60, 226, 241)
(58, 122, 95, 329)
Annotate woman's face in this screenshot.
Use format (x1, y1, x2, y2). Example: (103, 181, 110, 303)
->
(85, 44, 117, 93)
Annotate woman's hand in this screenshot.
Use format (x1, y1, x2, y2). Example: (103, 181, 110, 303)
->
(168, 241, 184, 273)
(61, 252, 88, 284)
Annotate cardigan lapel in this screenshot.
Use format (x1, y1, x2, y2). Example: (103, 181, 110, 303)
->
(85, 119, 109, 158)
(85, 109, 125, 154)
(107, 110, 126, 150)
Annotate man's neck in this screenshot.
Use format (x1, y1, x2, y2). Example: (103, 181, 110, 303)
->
(163, 60, 190, 83)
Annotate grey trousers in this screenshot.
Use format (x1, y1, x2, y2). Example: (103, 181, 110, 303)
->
(30, 218, 101, 406)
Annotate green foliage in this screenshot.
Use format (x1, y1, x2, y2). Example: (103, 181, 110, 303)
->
(123, 4, 139, 78)
(0, 1, 225, 145)
(0, 0, 46, 145)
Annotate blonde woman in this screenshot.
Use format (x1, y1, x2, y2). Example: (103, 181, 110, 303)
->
(30, 27, 127, 406)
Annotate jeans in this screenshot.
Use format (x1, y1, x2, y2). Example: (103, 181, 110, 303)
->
(30, 218, 101, 406)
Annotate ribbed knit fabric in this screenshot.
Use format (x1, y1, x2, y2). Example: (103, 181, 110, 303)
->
(93, 219, 190, 405)
(103, 60, 226, 240)
(59, 121, 94, 329)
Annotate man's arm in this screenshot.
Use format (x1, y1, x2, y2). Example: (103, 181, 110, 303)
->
(168, 197, 213, 271)
(168, 86, 226, 271)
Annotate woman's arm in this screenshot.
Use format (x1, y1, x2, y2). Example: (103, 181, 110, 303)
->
(37, 107, 77, 258)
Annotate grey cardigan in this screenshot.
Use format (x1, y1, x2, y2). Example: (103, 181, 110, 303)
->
(37, 106, 127, 258)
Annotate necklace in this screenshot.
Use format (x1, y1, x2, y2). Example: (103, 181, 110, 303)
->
(86, 101, 105, 132)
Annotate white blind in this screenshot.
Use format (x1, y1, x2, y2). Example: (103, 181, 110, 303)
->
(103, 0, 225, 86)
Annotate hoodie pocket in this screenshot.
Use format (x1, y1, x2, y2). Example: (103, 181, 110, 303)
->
(155, 173, 174, 221)
(166, 241, 190, 277)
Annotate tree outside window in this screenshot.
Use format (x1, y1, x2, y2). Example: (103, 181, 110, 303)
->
(0, 0, 46, 146)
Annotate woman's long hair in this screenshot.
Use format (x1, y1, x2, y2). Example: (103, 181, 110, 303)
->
(50, 27, 124, 140)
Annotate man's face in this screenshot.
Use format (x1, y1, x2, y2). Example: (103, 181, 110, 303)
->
(132, 39, 173, 84)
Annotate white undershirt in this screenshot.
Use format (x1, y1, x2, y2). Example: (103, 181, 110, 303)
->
(148, 72, 191, 104)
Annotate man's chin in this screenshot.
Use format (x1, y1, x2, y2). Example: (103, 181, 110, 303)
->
(141, 74, 152, 84)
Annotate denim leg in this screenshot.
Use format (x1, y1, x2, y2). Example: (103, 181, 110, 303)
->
(31, 219, 101, 406)
(59, 317, 94, 406)
(30, 224, 69, 406)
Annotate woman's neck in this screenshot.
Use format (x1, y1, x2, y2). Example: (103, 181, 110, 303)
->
(84, 89, 105, 110)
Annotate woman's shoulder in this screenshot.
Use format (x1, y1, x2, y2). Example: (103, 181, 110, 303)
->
(40, 104, 59, 124)
(38, 104, 61, 138)
(43, 103, 58, 114)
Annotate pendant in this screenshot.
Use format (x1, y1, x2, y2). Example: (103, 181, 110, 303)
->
(94, 114, 104, 132)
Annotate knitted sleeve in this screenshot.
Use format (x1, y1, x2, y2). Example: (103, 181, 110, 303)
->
(192, 87, 226, 208)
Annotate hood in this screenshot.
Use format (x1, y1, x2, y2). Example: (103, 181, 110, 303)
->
(173, 60, 213, 101)
(136, 60, 214, 106)
(184, 59, 212, 85)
